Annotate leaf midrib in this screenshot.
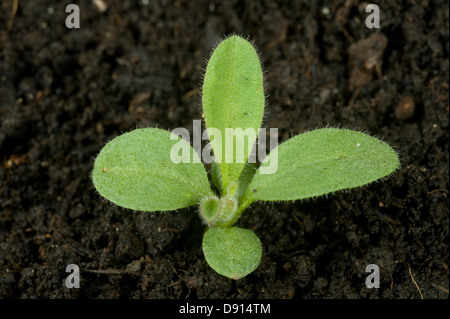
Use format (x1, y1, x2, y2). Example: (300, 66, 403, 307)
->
(222, 39, 238, 189)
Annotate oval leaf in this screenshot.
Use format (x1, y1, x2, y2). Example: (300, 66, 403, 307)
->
(202, 35, 265, 194)
(92, 128, 213, 211)
(202, 226, 262, 279)
(245, 128, 400, 201)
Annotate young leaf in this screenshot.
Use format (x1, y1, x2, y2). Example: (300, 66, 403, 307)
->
(210, 161, 223, 194)
(92, 128, 213, 211)
(242, 128, 400, 202)
(235, 161, 258, 202)
(199, 194, 238, 227)
(202, 35, 265, 194)
(202, 226, 262, 280)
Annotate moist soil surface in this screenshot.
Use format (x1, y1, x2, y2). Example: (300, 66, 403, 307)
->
(0, 0, 448, 299)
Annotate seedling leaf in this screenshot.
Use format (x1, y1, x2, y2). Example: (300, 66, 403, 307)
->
(235, 161, 258, 202)
(92, 128, 213, 211)
(244, 128, 400, 201)
(202, 35, 265, 194)
(202, 226, 262, 279)
(211, 161, 223, 194)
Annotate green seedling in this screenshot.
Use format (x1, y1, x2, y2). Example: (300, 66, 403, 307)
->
(92, 35, 400, 279)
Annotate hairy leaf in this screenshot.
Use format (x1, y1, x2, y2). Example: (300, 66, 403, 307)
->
(202, 35, 265, 194)
(92, 128, 213, 211)
(235, 161, 258, 202)
(202, 226, 262, 279)
(244, 128, 400, 201)
(211, 161, 222, 194)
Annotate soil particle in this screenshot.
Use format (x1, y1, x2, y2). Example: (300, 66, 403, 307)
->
(395, 96, 416, 120)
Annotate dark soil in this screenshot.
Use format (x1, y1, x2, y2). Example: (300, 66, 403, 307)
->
(0, 0, 448, 299)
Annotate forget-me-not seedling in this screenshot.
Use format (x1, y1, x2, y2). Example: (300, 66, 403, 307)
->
(92, 35, 399, 279)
